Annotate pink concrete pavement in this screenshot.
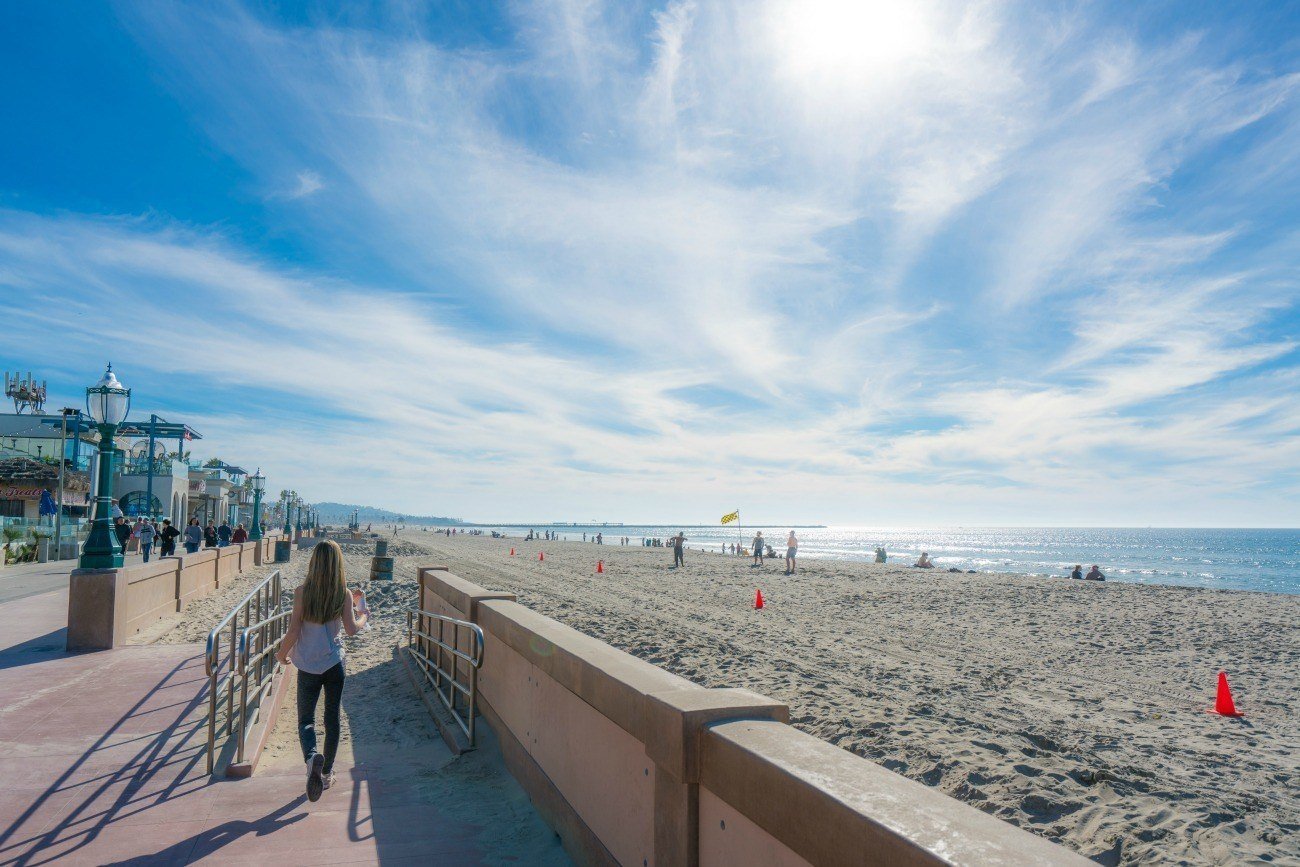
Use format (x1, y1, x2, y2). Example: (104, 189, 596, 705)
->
(0, 590, 569, 866)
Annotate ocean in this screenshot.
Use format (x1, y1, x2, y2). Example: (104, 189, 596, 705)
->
(462, 525, 1300, 595)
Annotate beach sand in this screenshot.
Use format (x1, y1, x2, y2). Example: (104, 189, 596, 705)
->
(142, 532, 1300, 865)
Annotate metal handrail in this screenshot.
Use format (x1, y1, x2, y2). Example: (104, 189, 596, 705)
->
(233, 609, 293, 764)
(203, 569, 287, 773)
(405, 608, 485, 745)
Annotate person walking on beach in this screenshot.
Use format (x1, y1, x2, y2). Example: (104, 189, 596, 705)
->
(276, 540, 369, 801)
(217, 520, 232, 547)
(671, 532, 686, 568)
(184, 518, 202, 554)
(752, 532, 764, 565)
(785, 531, 798, 575)
(203, 521, 218, 549)
(875, 546, 887, 564)
(232, 523, 248, 544)
(159, 519, 179, 557)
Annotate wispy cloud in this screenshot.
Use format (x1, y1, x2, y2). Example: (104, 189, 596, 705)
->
(1, 0, 1298, 523)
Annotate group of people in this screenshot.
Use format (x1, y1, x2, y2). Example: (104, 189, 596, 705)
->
(1069, 564, 1106, 581)
(111, 515, 250, 562)
(709, 531, 801, 575)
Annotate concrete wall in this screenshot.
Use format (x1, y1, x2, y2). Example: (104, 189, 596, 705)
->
(417, 567, 1088, 867)
(67, 531, 287, 652)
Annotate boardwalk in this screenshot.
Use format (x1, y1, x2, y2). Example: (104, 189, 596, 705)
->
(0, 588, 568, 866)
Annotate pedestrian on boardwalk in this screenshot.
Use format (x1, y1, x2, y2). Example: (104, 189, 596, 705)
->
(752, 531, 765, 565)
(183, 518, 202, 554)
(672, 532, 686, 568)
(232, 523, 248, 544)
(136, 519, 156, 563)
(217, 520, 232, 547)
(203, 521, 218, 549)
(159, 519, 179, 557)
(276, 540, 369, 802)
(114, 516, 132, 552)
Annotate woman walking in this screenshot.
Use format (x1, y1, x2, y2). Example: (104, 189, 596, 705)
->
(183, 518, 203, 554)
(276, 540, 368, 801)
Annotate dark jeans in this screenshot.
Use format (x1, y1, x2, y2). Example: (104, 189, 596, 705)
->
(297, 662, 345, 773)
(673, 547, 684, 567)
(160, 540, 176, 557)
(141, 542, 152, 563)
(184, 542, 199, 554)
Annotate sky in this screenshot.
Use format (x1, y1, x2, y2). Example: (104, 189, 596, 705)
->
(1, 0, 1299, 526)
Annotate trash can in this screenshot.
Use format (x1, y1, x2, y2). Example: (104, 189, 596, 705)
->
(274, 539, 291, 563)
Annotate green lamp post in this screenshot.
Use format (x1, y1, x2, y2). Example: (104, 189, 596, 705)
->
(249, 469, 265, 541)
(283, 491, 294, 536)
(295, 500, 303, 537)
(80, 364, 131, 569)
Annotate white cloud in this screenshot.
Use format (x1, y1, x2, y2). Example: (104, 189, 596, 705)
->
(2, 1, 1298, 524)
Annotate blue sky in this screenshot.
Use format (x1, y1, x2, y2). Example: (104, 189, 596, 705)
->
(1, 0, 1299, 525)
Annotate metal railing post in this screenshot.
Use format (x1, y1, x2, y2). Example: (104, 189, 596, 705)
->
(203, 569, 287, 775)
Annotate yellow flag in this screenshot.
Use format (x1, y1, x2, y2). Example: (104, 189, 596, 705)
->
(721, 510, 739, 525)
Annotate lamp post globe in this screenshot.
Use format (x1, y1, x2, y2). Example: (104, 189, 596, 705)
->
(80, 364, 131, 569)
(249, 469, 265, 541)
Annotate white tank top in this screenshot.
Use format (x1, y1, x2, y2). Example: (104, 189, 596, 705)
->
(291, 617, 344, 674)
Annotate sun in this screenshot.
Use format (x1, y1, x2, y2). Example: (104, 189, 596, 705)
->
(770, 0, 933, 80)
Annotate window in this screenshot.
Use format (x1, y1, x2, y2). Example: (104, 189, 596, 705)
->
(119, 492, 163, 518)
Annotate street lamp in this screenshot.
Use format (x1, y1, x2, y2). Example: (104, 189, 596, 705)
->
(283, 491, 294, 536)
(80, 364, 131, 569)
(295, 499, 303, 537)
(249, 469, 265, 541)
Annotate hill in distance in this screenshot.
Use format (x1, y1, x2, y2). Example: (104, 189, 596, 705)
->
(311, 502, 463, 525)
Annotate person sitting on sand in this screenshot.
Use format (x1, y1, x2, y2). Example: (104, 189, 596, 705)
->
(785, 531, 798, 575)
(914, 552, 935, 569)
(1070, 565, 1083, 580)
(276, 540, 369, 803)
(875, 546, 887, 563)
(1085, 565, 1106, 581)
(752, 532, 764, 565)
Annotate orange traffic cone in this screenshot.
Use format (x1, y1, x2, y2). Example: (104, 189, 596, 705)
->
(754, 589, 764, 609)
(597, 561, 604, 573)
(539, 551, 545, 562)
(1212, 671, 1243, 717)
(510, 547, 515, 556)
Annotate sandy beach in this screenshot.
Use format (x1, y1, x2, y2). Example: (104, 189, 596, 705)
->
(141, 532, 1299, 865)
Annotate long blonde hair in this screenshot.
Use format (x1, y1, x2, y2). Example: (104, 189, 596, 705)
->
(302, 540, 348, 624)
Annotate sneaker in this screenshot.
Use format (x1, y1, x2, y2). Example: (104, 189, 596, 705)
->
(322, 770, 336, 791)
(306, 753, 325, 802)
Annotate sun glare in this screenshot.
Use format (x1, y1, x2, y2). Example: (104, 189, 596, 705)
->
(772, 0, 933, 79)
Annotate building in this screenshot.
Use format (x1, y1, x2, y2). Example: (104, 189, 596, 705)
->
(0, 456, 91, 521)
(0, 412, 94, 523)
